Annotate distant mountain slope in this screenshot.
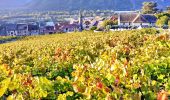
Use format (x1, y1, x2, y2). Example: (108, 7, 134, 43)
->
(0, 0, 31, 9)
(0, 0, 169, 10)
(26, 0, 170, 10)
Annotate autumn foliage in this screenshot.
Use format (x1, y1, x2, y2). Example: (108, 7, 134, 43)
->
(0, 29, 169, 99)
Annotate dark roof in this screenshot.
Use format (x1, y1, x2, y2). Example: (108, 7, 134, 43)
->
(143, 15, 157, 23)
(120, 13, 138, 22)
(84, 21, 91, 25)
(0, 25, 6, 36)
(132, 14, 148, 23)
(45, 26, 55, 30)
(60, 24, 79, 29)
(58, 22, 70, 26)
(119, 13, 157, 23)
(5, 23, 17, 31)
(38, 22, 46, 27)
(17, 24, 28, 30)
(92, 21, 99, 26)
(28, 24, 39, 31)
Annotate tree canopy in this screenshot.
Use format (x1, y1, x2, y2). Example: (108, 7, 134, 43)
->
(142, 2, 158, 14)
(156, 16, 169, 27)
(166, 6, 170, 14)
(102, 20, 118, 28)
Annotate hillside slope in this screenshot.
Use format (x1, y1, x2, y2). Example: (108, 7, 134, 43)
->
(0, 0, 30, 9)
(0, 0, 169, 10)
(26, 0, 170, 10)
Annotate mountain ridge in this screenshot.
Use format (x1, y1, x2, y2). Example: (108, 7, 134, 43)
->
(0, 0, 30, 9)
(26, 0, 170, 11)
(0, 0, 170, 10)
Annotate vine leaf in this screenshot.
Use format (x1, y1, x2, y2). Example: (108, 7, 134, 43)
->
(0, 78, 11, 97)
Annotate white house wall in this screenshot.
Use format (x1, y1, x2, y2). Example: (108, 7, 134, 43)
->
(7, 31, 18, 36)
(119, 23, 131, 26)
(30, 30, 39, 35)
(132, 23, 150, 26)
(17, 30, 29, 36)
(119, 22, 154, 26)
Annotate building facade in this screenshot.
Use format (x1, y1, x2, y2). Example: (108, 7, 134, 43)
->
(117, 13, 157, 27)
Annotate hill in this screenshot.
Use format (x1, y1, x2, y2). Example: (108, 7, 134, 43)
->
(0, 0, 169, 10)
(0, 0, 30, 9)
(26, 0, 170, 10)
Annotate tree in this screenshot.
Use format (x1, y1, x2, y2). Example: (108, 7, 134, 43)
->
(168, 20, 170, 28)
(155, 13, 170, 19)
(156, 16, 169, 27)
(142, 2, 158, 14)
(90, 26, 97, 31)
(102, 20, 118, 29)
(101, 20, 118, 32)
(166, 6, 170, 14)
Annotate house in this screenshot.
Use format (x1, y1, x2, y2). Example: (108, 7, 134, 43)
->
(83, 20, 91, 30)
(118, 13, 157, 27)
(55, 22, 69, 33)
(44, 26, 55, 34)
(82, 17, 105, 30)
(42, 21, 56, 34)
(0, 25, 7, 36)
(17, 23, 29, 36)
(60, 23, 79, 33)
(5, 23, 40, 36)
(5, 23, 18, 36)
(110, 14, 118, 22)
(38, 21, 56, 34)
(28, 24, 40, 35)
(69, 12, 98, 31)
(55, 22, 79, 33)
(38, 22, 46, 34)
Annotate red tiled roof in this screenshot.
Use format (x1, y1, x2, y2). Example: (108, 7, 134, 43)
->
(110, 15, 118, 21)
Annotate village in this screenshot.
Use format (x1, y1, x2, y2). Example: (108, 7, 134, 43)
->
(0, 11, 158, 36)
(0, 2, 170, 36)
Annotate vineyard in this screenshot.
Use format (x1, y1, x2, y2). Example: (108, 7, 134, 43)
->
(0, 36, 21, 44)
(0, 29, 170, 100)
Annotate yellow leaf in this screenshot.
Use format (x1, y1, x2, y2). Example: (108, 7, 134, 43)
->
(66, 91, 74, 96)
(0, 78, 11, 97)
(7, 95, 15, 100)
(83, 87, 92, 99)
(151, 80, 156, 86)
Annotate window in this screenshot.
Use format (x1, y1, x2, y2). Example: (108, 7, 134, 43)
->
(129, 22, 131, 25)
(11, 32, 14, 36)
(66, 28, 68, 31)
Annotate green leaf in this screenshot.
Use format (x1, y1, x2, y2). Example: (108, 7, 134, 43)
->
(158, 74, 165, 80)
(106, 73, 115, 83)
